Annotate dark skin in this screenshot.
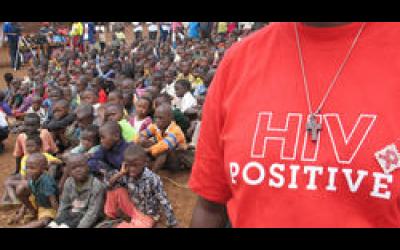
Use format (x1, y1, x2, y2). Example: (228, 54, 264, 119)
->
(108, 154, 147, 187)
(67, 155, 90, 185)
(31, 96, 42, 112)
(80, 132, 97, 155)
(139, 105, 172, 156)
(14, 154, 59, 228)
(107, 91, 124, 106)
(104, 105, 124, 123)
(99, 125, 121, 150)
(76, 107, 94, 129)
(174, 83, 188, 98)
(119, 78, 135, 95)
(190, 22, 353, 228)
(122, 93, 134, 112)
(0, 138, 43, 207)
(135, 98, 151, 120)
(76, 76, 89, 93)
(81, 90, 98, 106)
(52, 101, 69, 120)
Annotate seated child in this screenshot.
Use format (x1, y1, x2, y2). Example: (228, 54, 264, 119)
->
(173, 79, 197, 113)
(11, 153, 59, 228)
(128, 97, 152, 133)
(104, 103, 137, 142)
(154, 94, 190, 134)
(43, 86, 64, 122)
(80, 88, 101, 121)
(61, 86, 77, 111)
(42, 99, 76, 152)
(102, 143, 178, 228)
(75, 75, 90, 105)
(107, 90, 129, 117)
(88, 121, 131, 176)
(12, 84, 33, 119)
(48, 154, 105, 228)
(9, 79, 23, 110)
(20, 134, 62, 180)
(14, 113, 58, 175)
(26, 95, 46, 125)
(192, 67, 207, 97)
(137, 104, 189, 172)
(70, 125, 101, 157)
(2, 132, 63, 209)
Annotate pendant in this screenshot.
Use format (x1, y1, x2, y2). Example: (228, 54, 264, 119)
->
(306, 114, 322, 142)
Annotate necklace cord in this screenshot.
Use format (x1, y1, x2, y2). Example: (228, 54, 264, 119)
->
(295, 22, 367, 115)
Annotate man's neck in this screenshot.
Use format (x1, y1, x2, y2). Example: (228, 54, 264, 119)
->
(302, 22, 353, 28)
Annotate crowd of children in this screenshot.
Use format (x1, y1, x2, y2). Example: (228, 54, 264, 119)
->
(0, 22, 266, 228)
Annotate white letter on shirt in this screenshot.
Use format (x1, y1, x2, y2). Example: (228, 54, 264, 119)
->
(288, 164, 300, 189)
(342, 169, 368, 193)
(326, 167, 338, 191)
(370, 172, 392, 200)
(242, 161, 265, 186)
(269, 163, 285, 188)
(229, 162, 240, 185)
(304, 166, 323, 190)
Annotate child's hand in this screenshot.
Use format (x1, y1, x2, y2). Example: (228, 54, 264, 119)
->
(120, 163, 129, 175)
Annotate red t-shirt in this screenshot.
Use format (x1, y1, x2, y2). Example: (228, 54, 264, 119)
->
(98, 89, 108, 104)
(189, 22, 400, 227)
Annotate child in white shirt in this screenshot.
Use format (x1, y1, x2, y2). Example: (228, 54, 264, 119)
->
(173, 79, 197, 113)
(26, 95, 46, 125)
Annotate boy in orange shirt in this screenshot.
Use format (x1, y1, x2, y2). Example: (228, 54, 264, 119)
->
(137, 104, 192, 172)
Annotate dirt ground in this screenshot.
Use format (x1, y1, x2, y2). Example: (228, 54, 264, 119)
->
(0, 23, 197, 228)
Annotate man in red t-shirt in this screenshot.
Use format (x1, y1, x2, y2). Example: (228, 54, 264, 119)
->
(189, 22, 400, 227)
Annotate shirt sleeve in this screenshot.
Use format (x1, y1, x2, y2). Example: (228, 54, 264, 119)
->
(188, 54, 233, 205)
(88, 147, 107, 173)
(43, 176, 58, 197)
(149, 130, 180, 156)
(153, 175, 177, 227)
(40, 129, 58, 154)
(1, 102, 13, 116)
(45, 153, 62, 165)
(56, 178, 72, 219)
(42, 114, 76, 132)
(16, 97, 32, 113)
